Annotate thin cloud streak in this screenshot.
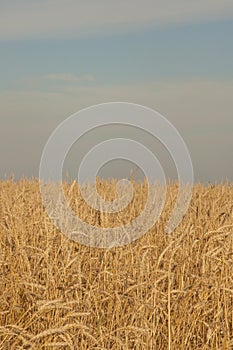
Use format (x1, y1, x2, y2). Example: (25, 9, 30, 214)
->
(44, 73, 96, 83)
(1, 0, 233, 40)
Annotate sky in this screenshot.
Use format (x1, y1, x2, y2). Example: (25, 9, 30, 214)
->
(0, 1, 233, 183)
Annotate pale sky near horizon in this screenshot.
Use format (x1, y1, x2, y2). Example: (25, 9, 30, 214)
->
(0, 1, 233, 183)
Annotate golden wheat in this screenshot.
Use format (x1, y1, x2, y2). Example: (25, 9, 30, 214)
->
(0, 178, 232, 349)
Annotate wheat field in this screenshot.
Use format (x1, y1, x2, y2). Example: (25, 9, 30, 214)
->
(0, 178, 232, 349)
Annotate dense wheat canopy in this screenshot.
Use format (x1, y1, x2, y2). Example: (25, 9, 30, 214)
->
(0, 179, 232, 349)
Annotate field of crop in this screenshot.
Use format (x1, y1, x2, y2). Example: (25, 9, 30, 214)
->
(0, 178, 232, 349)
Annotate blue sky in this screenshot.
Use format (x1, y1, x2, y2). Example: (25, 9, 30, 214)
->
(1, 20, 233, 90)
(0, 1, 233, 182)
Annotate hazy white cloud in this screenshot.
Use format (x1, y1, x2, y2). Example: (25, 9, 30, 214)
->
(1, 79, 233, 181)
(1, 0, 233, 40)
(1, 79, 233, 128)
(44, 73, 96, 83)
